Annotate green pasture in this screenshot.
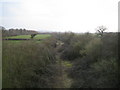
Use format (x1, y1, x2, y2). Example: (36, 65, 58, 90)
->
(34, 34, 51, 39)
(5, 34, 51, 39)
(3, 34, 51, 44)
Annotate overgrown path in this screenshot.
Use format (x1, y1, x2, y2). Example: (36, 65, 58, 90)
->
(54, 40, 73, 88)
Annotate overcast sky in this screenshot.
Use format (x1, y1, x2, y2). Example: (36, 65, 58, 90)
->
(0, 0, 119, 33)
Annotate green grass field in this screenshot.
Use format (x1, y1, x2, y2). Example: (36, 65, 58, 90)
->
(3, 34, 51, 44)
(5, 34, 51, 39)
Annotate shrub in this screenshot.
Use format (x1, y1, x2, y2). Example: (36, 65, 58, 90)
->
(90, 58, 118, 88)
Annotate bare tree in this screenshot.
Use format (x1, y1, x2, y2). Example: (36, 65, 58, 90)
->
(96, 26, 107, 36)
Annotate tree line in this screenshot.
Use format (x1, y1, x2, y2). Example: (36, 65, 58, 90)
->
(1, 26, 37, 37)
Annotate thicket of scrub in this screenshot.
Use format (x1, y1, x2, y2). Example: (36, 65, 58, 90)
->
(57, 32, 118, 88)
(2, 38, 59, 88)
(2, 31, 119, 88)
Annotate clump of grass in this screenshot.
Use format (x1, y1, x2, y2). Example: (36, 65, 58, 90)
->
(62, 61, 72, 68)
